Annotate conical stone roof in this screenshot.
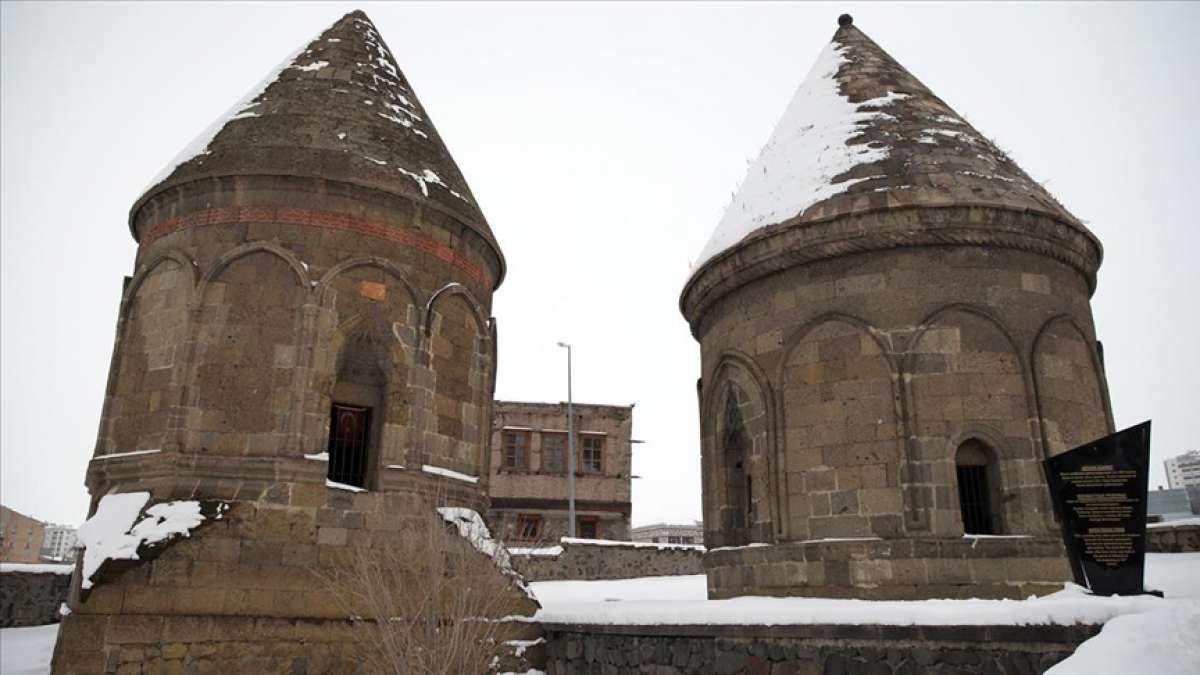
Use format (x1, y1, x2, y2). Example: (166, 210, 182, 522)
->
(131, 10, 498, 255)
(690, 16, 1099, 280)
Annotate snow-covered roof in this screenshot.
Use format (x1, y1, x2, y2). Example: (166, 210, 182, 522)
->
(131, 10, 500, 263)
(689, 17, 1093, 279)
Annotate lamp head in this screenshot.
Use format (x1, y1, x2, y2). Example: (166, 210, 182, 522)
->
(557, 341, 570, 348)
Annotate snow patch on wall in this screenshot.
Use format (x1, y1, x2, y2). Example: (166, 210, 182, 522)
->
(291, 60, 329, 72)
(437, 507, 536, 601)
(76, 493, 219, 590)
(325, 479, 365, 493)
(421, 464, 479, 484)
(0, 563, 74, 575)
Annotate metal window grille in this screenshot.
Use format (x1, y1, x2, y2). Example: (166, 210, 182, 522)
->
(956, 465, 994, 535)
(328, 403, 370, 489)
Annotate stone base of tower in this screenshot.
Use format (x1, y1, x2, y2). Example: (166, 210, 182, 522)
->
(52, 614, 544, 674)
(50, 486, 541, 674)
(704, 536, 1071, 600)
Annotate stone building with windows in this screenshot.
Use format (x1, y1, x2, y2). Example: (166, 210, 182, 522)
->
(40, 524, 78, 563)
(0, 505, 46, 564)
(631, 522, 704, 546)
(681, 16, 1111, 600)
(52, 11, 537, 673)
(1165, 450, 1200, 489)
(489, 401, 634, 542)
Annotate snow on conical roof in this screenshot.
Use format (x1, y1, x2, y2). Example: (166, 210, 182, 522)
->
(131, 10, 497, 252)
(691, 17, 1088, 273)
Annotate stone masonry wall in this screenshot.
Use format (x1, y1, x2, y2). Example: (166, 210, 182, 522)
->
(512, 540, 704, 581)
(490, 402, 635, 542)
(543, 623, 1100, 675)
(0, 567, 72, 627)
(1147, 523, 1200, 553)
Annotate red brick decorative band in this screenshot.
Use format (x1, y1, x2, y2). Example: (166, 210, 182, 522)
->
(139, 206, 489, 287)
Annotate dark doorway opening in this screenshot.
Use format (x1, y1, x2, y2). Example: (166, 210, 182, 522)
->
(956, 439, 1001, 535)
(956, 465, 993, 534)
(328, 402, 371, 488)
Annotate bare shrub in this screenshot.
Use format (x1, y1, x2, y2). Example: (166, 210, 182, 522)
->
(318, 501, 533, 674)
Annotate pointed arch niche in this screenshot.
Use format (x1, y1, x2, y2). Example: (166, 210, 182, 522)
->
(425, 286, 492, 479)
(779, 317, 901, 541)
(314, 261, 419, 482)
(97, 251, 195, 456)
(703, 354, 776, 549)
(1032, 316, 1112, 457)
(905, 307, 1036, 535)
(187, 248, 308, 457)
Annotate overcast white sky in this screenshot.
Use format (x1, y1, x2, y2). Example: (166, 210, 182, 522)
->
(2, 2, 1198, 527)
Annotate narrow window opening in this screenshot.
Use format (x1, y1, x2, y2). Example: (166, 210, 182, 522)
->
(956, 439, 1000, 535)
(503, 430, 529, 470)
(328, 403, 371, 488)
(722, 389, 751, 546)
(515, 514, 543, 542)
(541, 433, 566, 473)
(581, 435, 604, 473)
(576, 516, 598, 539)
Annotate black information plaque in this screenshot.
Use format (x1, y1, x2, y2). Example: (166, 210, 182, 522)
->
(1043, 421, 1153, 596)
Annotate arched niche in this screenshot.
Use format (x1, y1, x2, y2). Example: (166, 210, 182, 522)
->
(778, 317, 900, 540)
(97, 252, 195, 456)
(701, 352, 776, 548)
(311, 260, 420, 474)
(186, 248, 307, 457)
(905, 306, 1033, 535)
(1032, 315, 1112, 457)
(322, 316, 410, 489)
(425, 286, 491, 478)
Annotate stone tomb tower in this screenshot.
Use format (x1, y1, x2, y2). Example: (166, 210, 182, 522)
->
(53, 11, 535, 672)
(681, 17, 1113, 600)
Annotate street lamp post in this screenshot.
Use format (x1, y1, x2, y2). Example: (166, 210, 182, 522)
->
(557, 341, 576, 538)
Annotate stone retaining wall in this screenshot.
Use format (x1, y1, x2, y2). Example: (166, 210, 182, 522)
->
(1, 565, 74, 627)
(511, 540, 704, 581)
(542, 622, 1100, 674)
(1147, 523, 1200, 553)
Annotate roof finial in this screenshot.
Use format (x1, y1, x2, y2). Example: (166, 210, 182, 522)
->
(838, 14, 854, 28)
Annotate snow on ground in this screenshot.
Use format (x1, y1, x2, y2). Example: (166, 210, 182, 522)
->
(5, 555, 1195, 674)
(0, 624, 58, 675)
(531, 553, 1200, 627)
(1149, 516, 1200, 528)
(1047, 601, 1200, 675)
(530, 554, 1200, 674)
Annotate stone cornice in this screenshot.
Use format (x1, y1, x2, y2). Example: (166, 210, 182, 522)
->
(681, 205, 1103, 337)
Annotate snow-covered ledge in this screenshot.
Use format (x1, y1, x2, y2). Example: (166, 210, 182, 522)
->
(75, 492, 227, 590)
